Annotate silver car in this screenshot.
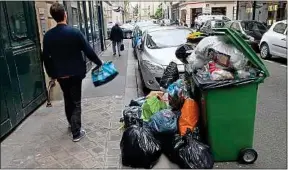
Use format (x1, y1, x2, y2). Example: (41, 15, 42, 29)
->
(136, 27, 193, 91)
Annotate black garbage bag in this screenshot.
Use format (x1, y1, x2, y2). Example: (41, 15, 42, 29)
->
(175, 44, 194, 64)
(120, 121, 162, 169)
(129, 96, 146, 107)
(120, 106, 142, 128)
(159, 61, 179, 89)
(177, 129, 214, 169)
(148, 109, 178, 134)
(160, 126, 201, 165)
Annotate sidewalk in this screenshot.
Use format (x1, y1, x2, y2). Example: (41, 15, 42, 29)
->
(1, 40, 136, 169)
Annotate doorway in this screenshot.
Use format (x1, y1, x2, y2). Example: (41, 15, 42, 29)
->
(190, 8, 202, 28)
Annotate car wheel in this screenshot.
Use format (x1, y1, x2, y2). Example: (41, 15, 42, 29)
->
(138, 61, 151, 95)
(260, 43, 272, 59)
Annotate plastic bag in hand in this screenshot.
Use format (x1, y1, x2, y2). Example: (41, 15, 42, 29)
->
(120, 122, 162, 169)
(177, 129, 214, 169)
(129, 96, 146, 107)
(159, 61, 179, 89)
(92, 61, 118, 87)
(149, 109, 178, 134)
(141, 96, 167, 122)
(120, 106, 142, 128)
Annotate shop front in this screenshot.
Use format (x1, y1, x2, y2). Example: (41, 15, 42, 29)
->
(64, 1, 104, 71)
(238, 1, 287, 26)
(0, 1, 47, 138)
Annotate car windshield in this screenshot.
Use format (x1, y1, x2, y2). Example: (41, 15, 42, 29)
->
(241, 21, 267, 31)
(146, 29, 192, 49)
(211, 20, 225, 28)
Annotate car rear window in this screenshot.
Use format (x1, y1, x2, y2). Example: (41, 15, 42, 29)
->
(146, 29, 192, 49)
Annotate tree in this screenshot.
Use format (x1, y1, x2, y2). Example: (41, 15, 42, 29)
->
(133, 4, 139, 17)
(124, 0, 130, 21)
(154, 6, 163, 19)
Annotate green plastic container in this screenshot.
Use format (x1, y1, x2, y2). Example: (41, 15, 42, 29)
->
(189, 28, 269, 163)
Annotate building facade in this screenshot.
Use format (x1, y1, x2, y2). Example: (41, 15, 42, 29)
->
(1, 1, 47, 137)
(179, 1, 236, 27)
(237, 1, 287, 26)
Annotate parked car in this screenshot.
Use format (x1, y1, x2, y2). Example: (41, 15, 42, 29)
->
(131, 24, 159, 57)
(121, 23, 134, 39)
(199, 19, 227, 34)
(135, 27, 193, 91)
(225, 20, 268, 52)
(195, 14, 230, 30)
(260, 20, 287, 59)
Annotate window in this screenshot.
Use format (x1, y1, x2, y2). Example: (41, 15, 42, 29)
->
(273, 23, 287, 34)
(146, 29, 192, 49)
(6, 2, 28, 40)
(93, 1, 99, 40)
(72, 8, 79, 29)
(0, 3, 9, 48)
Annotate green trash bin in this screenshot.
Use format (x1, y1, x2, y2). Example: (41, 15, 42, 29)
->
(188, 28, 269, 164)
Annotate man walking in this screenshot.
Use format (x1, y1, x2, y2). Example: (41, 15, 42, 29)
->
(42, 2, 102, 142)
(109, 22, 124, 56)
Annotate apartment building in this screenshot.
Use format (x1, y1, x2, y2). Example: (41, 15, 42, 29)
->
(179, 1, 236, 27)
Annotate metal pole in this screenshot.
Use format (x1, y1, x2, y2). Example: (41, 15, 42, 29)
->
(236, 1, 239, 20)
(252, 1, 256, 20)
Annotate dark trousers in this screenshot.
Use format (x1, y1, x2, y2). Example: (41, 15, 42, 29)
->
(58, 76, 83, 137)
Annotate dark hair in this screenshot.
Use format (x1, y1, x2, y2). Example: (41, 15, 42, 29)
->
(50, 2, 65, 22)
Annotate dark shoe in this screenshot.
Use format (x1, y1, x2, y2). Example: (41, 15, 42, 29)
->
(113, 53, 116, 56)
(72, 129, 86, 142)
(119, 54, 121, 57)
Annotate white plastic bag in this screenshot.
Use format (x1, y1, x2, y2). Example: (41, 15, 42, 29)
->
(210, 70, 234, 81)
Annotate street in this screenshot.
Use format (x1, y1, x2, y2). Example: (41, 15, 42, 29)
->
(1, 39, 287, 169)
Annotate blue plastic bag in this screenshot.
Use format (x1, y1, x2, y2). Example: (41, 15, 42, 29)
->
(92, 61, 118, 87)
(148, 109, 178, 134)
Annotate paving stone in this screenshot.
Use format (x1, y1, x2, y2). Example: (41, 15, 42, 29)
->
(106, 148, 121, 157)
(73, 150, 93, 161)
(81, 157, 99, 168)
(36, 155, 58, 167)
(88, 146, 106, 156)
(105, 156, 120, 167)
(52, 150, 71, 161)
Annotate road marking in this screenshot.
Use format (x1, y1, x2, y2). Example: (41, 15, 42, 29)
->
(264, 60, 287, 67)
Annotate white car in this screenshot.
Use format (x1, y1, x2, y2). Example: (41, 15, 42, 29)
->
(195, 14, 230, 29)
(260, 20, 287, 59)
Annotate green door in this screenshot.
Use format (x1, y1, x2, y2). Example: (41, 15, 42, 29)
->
(0, 1, 47, 138)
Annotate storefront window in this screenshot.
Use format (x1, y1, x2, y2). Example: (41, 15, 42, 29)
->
(85, 1, 92, 42)
(78, 1, 86, 36)
(6, 2, 28, 41)
(0, 3, 9, 48)
(72, 7, 80, 29)
(93, 1, 100, 40)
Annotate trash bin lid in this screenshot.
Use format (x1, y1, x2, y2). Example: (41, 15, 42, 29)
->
(212, 28, 269, 78)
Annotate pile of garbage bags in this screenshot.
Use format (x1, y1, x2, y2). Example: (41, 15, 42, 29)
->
(120, 63, 214, 169)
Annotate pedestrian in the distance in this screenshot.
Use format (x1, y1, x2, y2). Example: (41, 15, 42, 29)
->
(42, 2, 102, 142)
(110, 22, 124, 57)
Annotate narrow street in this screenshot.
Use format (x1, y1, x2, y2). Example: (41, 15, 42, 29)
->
(1, 38, 287, 169)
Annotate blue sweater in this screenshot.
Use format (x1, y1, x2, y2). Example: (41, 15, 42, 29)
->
(42, 24, 102, 79)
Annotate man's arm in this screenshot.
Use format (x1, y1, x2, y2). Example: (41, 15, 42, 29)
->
(78, 30, 102, 66)
(42, 35, 53, 78)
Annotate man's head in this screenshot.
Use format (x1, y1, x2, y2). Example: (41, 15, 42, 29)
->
(50, 2, 67, 23)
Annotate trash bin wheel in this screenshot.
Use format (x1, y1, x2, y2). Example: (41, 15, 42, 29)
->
(238, 148, 258, 164)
